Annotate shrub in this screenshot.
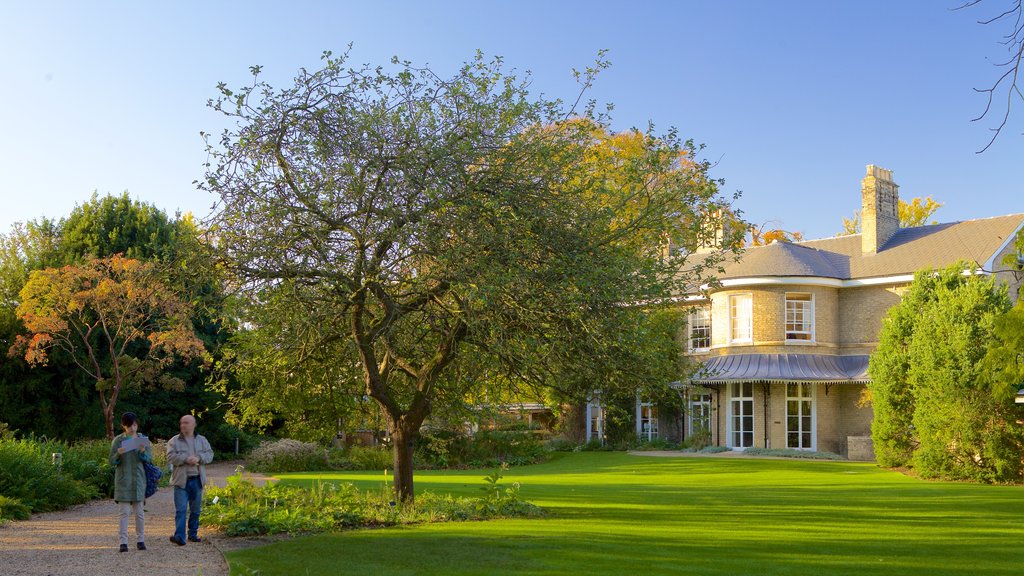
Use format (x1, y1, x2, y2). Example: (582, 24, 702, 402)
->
(205, 422, 262, 460)
(634, 438, 680, 451)
(578, 439, 611, 452)
(59, 439, 116, 497)
(681, 430, 712, 451)
(415, 429, 469, 469)
(0, 437, 97, 513)
(201, 469, 543, 536)
(468, 430, 546, 467)
(343, 445, 393, 470)
(742, 447, 844, 460)
(247, 439, 329, 473)
(696, 446, 731, 454)
(0, 494, 32, 521)
(415, 429, 547, 468)
(546, 437, 577, 452)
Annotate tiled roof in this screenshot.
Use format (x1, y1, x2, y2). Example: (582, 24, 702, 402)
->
(718, 213, 1024, 281)
(694, 354, 870, 384)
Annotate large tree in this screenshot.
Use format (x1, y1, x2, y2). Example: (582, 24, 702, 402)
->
(0, 196, 228, 439)
(868, 263, 1021, 481)
(12, 255, 208, 438)
(202, 51, 736, 502)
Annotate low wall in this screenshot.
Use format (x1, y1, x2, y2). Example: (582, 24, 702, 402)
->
(847, 435, 875, 461)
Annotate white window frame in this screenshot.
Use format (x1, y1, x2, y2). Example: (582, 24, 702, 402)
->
(687, 306, 712, 353)
(785, 293, 815, 343)
(729, 294, 753, 344)
(785, 383, 816, 450)
(727, 382, 754, 449)
(687, 392, 712, 436)
(586, 402, 606, 444)
(636, 400, 658, 441)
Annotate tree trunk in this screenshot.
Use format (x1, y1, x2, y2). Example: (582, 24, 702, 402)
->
(390, 423, 418, 504)
(102, 396, 115, 440)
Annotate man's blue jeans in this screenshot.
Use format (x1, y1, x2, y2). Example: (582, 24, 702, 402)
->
(174, 476, 203, 541)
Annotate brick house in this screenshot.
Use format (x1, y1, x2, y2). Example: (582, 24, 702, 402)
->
(584, 165, 1023, 458)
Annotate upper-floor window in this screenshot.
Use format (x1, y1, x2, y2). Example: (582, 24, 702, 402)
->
(729, 294, 752, 343)
(687, 306, 711, 352)
(785, 293, 814, 341)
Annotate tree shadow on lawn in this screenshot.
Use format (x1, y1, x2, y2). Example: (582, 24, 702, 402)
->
(226, 515, 1023, 576)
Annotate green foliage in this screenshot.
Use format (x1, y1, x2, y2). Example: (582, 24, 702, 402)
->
(0, 436, 99, 513)
(58, 192, 181, 263)
(57, 438, 118, 497)
(14, 255, 208, 438)
(982, 300, 1024, 400)
(247, 439, 330, 473)
(475, 471, 535, 517)
(869, 264, 1023, 481)
(202, 422, 261, 460)
(202, 470, 542, 536)
(681, 429, 712, 451)
(908, 275, 1019, 481)
(204, 48, 739, 501)
(212, 286, 370, 444)
(0, 196, 231, 443)
(332, 445, 393, 471)
(545, 437, 578, 452)
(414, 429, 547, 469)
(579, 439, 613, 452)
(632, 438, 681, 451)
(869, 266, 963, 467)
(0, 494, 31, 521)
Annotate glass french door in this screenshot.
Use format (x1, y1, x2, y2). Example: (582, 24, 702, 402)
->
(786, 383, 815, 449)
(728, 382, 753, 448)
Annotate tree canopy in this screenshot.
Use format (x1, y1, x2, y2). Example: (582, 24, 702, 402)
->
(0, 195, 230, 440)
(11, 255, 208, 438)
(868, 263, 1021, 481)
(202, 50, 738, 501)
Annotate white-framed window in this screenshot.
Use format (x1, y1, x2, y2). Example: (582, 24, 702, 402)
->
(727, 382, 754, 449)
(729, 294, 753, 343)
(785, 293, 814, 342)
(687, 393, 712, 436)
(687, 306, 712, 353)
(786, 383, 815, 450)
(586, 402, 606, 444)
(636, 401, 658, 441)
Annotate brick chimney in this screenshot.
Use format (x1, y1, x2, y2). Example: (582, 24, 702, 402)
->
(861, 165, 899, 254)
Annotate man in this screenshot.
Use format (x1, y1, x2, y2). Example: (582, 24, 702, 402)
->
(167, 414, 214, 546)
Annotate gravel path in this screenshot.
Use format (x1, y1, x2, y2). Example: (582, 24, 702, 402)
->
(0, 461, 273, 576)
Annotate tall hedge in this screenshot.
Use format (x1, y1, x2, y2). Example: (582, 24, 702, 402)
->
(869, 264, 1022, 481)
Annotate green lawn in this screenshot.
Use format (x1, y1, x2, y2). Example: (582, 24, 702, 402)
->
(226, 452, 1024, 575)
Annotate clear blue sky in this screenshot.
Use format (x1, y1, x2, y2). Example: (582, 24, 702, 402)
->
(1, 1, 1020, 240)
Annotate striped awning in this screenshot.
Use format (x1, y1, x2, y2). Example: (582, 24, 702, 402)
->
(693, 354, 870, 385)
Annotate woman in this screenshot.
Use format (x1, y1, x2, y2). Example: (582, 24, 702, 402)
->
(109, 411, 153, 552)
